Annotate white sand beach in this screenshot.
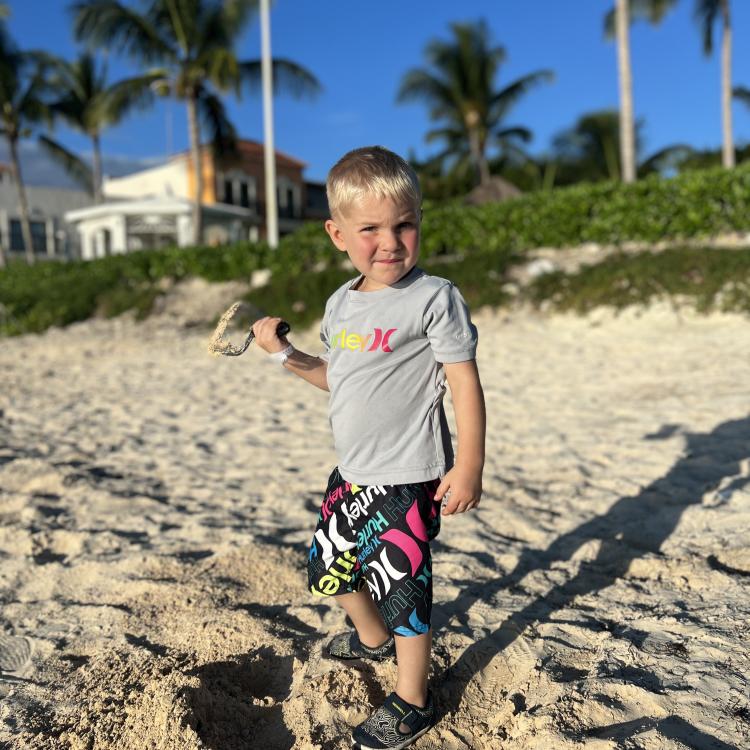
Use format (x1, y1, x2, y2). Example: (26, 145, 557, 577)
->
(1, 282, 749, 749)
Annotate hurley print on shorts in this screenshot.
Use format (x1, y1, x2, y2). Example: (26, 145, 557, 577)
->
(308, 469, 440, 637)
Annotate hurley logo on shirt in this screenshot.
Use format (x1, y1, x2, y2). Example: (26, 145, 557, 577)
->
(330, 327, 397, 352)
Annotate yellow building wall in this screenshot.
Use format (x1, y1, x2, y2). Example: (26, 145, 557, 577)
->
(186, 149, 217, 204)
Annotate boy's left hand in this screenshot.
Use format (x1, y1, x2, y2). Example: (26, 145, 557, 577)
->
(435, 465, 482, 515)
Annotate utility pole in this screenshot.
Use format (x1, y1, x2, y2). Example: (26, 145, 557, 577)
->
(260, 0, 278, 247)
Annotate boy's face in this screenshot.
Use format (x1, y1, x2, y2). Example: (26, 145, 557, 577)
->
(324, 195, 420, 292)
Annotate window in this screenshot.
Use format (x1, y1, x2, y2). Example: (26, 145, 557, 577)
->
(240, 182, 249, 208)
(224, 178, 234, 205)
(9, 219, 47, 254)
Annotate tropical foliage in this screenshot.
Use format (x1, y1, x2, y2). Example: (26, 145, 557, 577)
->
(397, 20, 553, 189)
(734, 85, 750, 110)
(549, 109, 695, 185)
(38, 52, 161, 203)
(0, 28, 49, 266)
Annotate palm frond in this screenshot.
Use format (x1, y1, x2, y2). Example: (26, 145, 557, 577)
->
(72, 0, 174, 65)
(38, 134, 93, 193)
(15, 66, 51, 127)
(200, 48, 240, 93)
(638, 143, 694, 174)
(694, 0, 721, 55)
(194, 2, 234, 53)
(734, 86, 750, 108)
(424, 126, 467, 153)
(396, 69, 455, 115)
(197, 88, 238, 157)
(604, 0, 678, 38)
(489, 70, 554, 121)
(495, 126, 533, 144)
(222, 0, 259, 40)
(238, 58, 321, 98)
(98, 70, 163, 126)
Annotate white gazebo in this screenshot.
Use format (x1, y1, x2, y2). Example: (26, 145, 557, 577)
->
(64, 197, 260, 260)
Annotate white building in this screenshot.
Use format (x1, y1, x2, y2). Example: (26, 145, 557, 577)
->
(65, 197, 258, 260)
(65, 139, 326, 260)
(0, 166, 91, 259)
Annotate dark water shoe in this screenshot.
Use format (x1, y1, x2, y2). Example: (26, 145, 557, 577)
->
(351, 691, 435, 750)
(326, 631, 395, 661)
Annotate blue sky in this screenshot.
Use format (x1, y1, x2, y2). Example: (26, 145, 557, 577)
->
(4, 0, 750, 185)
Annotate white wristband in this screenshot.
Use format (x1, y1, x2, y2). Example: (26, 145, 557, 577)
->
(269, 344, 294, 365)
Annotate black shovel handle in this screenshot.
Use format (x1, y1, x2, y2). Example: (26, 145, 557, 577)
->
(222, 319, 291, 357)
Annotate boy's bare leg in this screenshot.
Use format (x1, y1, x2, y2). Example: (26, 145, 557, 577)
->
(336, 590, 390, 647)
(394, 631, 431, 708)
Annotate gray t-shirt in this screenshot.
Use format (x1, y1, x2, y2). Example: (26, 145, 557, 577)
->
(320, 267, 478, 485)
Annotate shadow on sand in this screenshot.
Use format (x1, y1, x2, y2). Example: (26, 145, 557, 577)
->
(435, 415, 750, 748)
(183, 647, 296, 750)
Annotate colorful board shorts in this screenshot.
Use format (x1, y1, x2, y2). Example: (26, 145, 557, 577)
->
(308, 467, 441, 637)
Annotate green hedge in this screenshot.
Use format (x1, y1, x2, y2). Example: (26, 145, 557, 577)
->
(421, 163, 750, 255)
(527, 247, 750, 314)
(0, 242, 275, 335)
(1, 163, 750, 335)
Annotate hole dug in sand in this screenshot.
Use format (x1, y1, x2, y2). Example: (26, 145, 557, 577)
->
(184, 646, 295, 750)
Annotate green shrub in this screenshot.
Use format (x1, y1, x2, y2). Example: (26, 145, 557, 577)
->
(423, 163, 750, 254)
(526, 247, 750, 314)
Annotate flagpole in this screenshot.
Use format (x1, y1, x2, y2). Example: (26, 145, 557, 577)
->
(260, 0, 278, 248)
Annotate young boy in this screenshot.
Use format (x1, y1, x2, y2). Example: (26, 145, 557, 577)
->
(252, 146, 485, 750)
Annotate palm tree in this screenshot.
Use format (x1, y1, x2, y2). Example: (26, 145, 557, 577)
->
(605, 1, 676, 183)
(38, 52, 161, 203)
(696, 0, 735, 168)
(397, 20, 553, 189)
(614, 0, 635, 183)
(72, 0, 320, 245)
(552, 109, 693, 184)
(607, 1, 737, 170)
(0, 30, 49, 266)
(553, 110, 635, 183)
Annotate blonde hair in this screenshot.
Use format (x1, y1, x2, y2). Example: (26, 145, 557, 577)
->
(326, 146, 421, 219)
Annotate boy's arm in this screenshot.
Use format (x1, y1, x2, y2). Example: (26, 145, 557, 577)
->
(252, 316, 329, 392)
(283, 348, 329, 391)
(436, 359, 485, 515)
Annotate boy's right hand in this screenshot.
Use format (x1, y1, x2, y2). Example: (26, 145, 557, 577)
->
(252, 316, 290, 354)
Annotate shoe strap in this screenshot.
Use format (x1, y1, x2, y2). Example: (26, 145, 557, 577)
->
(382, 692, 430, 733)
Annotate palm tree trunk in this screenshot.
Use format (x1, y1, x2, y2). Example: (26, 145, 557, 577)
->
(616, 0, 636, 183)
(720, 0, 735, 168)
(604, 136, 621, 182)
(542, 161, 557, 192)
(92, 132, 103, 203)
(468, 127, 490, 187)
(186, 92, 203, 246)
(8, 136, 35, 265)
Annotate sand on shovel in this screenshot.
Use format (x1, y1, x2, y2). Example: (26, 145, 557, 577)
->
(207, 301, 248, 356)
